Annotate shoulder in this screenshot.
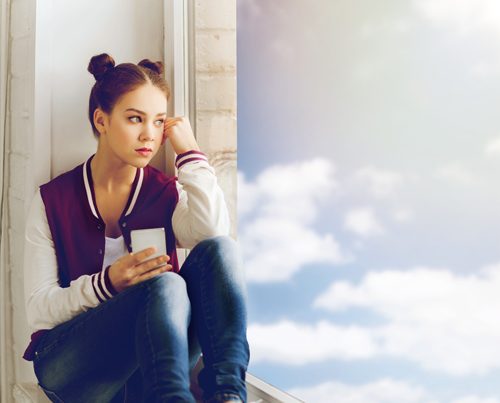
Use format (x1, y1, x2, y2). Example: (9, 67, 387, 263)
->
(40, 163, 83, 194)
(144, 165, 178, 189)
(39, 163, 84, 212)
(132, 165, 179, 211)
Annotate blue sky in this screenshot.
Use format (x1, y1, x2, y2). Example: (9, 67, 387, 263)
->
(236, 1, 500, 402)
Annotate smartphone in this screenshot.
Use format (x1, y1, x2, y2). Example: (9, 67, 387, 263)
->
(130, 228, 167, 265)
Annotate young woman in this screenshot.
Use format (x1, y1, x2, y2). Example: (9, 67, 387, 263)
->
(23, 54, 249, 403)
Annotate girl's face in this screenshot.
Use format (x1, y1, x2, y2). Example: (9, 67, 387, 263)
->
(96, 84, 167, 168)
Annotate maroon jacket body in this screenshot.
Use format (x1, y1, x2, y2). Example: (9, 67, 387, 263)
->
(24, 156, 180, 360)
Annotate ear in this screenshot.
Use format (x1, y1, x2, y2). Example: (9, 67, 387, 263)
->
(93, 109, 107, 135)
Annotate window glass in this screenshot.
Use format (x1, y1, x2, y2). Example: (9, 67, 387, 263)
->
(238, 1, 500, 402)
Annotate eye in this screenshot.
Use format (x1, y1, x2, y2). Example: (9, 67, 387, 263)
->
(129, 116, 141, 123)
(154, 119, 164, 127)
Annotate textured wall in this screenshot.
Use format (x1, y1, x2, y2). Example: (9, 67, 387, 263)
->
(195, 0, 238, 239)
(7, 0, 39, 397)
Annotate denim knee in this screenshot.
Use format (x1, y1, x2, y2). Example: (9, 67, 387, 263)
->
(196, 235, 238, 255)
(194, 236, 242, 274)
(141, 272, 190, 313)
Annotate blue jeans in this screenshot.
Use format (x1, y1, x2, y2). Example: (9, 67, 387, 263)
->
(33, 236, 250, 403)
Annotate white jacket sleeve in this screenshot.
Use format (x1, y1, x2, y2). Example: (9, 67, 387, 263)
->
(24, 190, 114, 332)
(172, 151, 230, 249)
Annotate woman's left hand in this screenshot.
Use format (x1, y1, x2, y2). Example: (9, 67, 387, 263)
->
(162, 116, 200, 155)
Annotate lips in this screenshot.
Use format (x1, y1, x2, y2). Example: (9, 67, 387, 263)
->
(136, 148, 153, 157)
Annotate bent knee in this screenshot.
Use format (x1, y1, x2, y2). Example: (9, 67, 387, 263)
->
(143, 272, 188, 300)
(197, 235, 238, 254)
(193, 236, 245, 282)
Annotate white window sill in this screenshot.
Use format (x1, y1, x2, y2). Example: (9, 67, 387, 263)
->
(13, 358, 304, 403)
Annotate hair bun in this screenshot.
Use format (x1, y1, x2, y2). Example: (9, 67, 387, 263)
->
(88, 54, 116, 81)
(138, 59, 164, 75)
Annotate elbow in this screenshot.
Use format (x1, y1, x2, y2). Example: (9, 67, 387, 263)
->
(25, 297, 43, 332)
(207, 215, 231, 238)
(207, 226, 230, 239)
(199, 210, 231, 239)
(192, 222, 230, 245)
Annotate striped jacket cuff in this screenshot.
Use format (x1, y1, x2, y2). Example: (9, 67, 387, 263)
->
(91, 266, 117, 302)
(175, 150, 208, 170)
(103, 265, 119, 296)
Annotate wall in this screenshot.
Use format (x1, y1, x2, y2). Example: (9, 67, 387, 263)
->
(50, 0, 166, 177)
(195, 0, 238, 240)
(6, 0, 38, 396)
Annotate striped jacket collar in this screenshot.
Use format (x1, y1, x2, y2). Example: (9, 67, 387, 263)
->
(82, 155, 144, 220)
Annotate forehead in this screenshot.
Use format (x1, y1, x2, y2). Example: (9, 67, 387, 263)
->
(115, 84, 167, 114)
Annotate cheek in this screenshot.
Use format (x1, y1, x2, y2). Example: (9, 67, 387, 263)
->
(155, 127, 164, 144)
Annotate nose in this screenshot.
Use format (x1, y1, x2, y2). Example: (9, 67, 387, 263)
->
(139, 125, 154, 142)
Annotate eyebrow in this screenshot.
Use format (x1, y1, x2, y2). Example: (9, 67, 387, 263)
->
(125, 108, 167, 117)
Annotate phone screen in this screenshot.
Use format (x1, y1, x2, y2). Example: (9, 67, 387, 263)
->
(130, 228, 167, 263)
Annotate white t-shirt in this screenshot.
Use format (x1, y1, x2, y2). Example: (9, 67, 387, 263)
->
(103, 236, 129, 269)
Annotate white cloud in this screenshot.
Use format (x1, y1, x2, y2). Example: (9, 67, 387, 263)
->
(344, 207, 384, 237)
(436, 163, 475, 184)
(239, 159, 337, 224)
(288, 379, 499, 403)
(415, 0, 500, 75)
(312, 263, 500, 375)
(240, 218, 347, 282)
(485, 137, 500, 157)
(249, 263, 500, 375)
(451, 397, 500, 403)
(415, 0, 500, 38)
(237, 171, 260, 218)
(248, 320, 378, 365)
(288, 379, 435, 403)
(355, 166, 405, 198)
(472, 61, 500, 77)
(238, 159, 351, 283)
(393, 208, 414, 222)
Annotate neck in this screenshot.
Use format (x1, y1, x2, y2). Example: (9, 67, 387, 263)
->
(91, 144, 137, 192)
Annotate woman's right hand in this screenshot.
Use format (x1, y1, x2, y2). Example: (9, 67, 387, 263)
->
(108, 248, 172, 294)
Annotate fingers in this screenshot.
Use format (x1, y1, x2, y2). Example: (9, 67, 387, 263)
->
(110, 251, 173, 294)
(161, 134, 168, 146)
(136, 263, 173, 283)
(164, 116, 187, 127)
(163, 116, 190, 133)
(127, 249, 171, 275)
(130, 247, 157, 266)
(135, 254, 170, 275)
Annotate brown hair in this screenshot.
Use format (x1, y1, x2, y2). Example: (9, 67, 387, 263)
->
(87, 53, 170, 138)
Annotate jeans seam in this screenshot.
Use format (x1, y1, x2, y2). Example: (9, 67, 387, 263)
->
(144, 281, 159, 398)
(200, 260, 221, 363)
(194, 244, 223, 365)
(193, 239, 247, 403)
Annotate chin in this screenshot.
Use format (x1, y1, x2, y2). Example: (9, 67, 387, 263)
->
(132, 159, 152, 169)
(122, 156, 151, 169)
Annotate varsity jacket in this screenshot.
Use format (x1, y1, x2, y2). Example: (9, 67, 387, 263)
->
(23, 151, 230, 361)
